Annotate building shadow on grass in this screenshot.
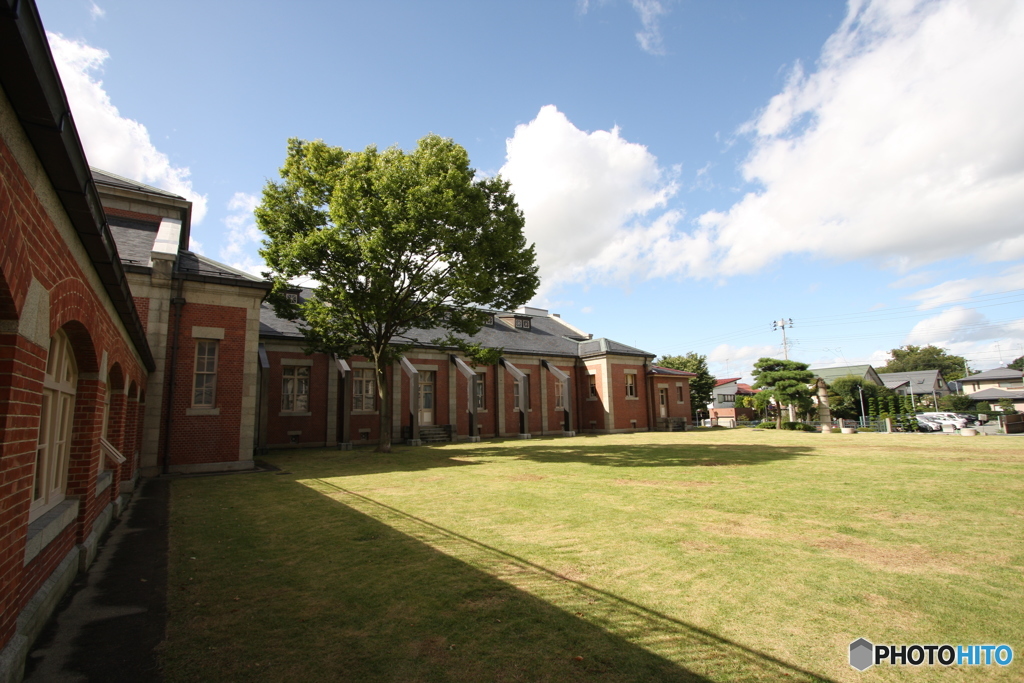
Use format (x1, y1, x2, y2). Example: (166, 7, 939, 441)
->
(272, 478, 836, 682)
(470, 442, 818, 469)
(267, 441, 819, 479)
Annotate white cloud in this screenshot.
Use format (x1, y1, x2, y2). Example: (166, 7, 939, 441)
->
(630, 0, 667, 55)
(47, 33, 208, 223)
(89, 2, 105, 20)
(501, 105, 698, 289)
(707, 343, 780, 384)
(219, 192, 265, 276)
(900, 305, 1024, 370)
(699, 0, 1024, 273)
(908, 264, 1024, 309)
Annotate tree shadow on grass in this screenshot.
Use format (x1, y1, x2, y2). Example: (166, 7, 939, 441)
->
(267, 441, 819, 479)
(163, 473, 836, 682)
(472, 443, 818, 469)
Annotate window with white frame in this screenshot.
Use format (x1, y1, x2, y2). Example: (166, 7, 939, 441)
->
(588, 374, 597, 398)
(625, 373, 637, 397)
(352, 368, 375, 410)
(474, 373, 486, 410)
(32, 330, 77, 521)
(718, 393, 735, 403)
(282, 366, 310, 412)
(555, 379, 565, 409)
(192, 340, 218, 407)
(676, 386, 684, 402)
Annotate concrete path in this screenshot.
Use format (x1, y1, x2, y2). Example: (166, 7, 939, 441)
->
(23, 478, 169, 682)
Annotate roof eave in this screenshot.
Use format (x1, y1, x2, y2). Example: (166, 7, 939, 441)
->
(0, 0, 154, 371)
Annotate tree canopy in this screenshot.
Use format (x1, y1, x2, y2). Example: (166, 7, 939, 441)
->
(827, 375, 891, 420)
(1009, 356, 1024, 371)
(752, 358, 814, 426)
(655, 353, 714, 419)
(256, 135, 539, 452)
(878, 344, 971, 381)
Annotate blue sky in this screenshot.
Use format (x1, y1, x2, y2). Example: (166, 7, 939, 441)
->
(38, 0, 1024, 381)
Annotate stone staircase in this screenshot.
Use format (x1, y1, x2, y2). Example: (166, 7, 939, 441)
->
(399, 425, 454, 443)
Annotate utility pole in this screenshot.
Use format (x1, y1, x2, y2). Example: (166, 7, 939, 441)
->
(772, 318, 794, 360)
(771, 318, 795, 421)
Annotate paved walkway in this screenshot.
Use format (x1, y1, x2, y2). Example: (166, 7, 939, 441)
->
(23, 478, 169, 682)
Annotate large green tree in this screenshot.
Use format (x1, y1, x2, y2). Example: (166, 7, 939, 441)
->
(751, 358, 815, 427)
(879, 344, 971, 381)
(655, 352, 714, 419)
(1009, 356, 1024, 371)
(827, 375, 891, 420)
(257, 135, 539, 452)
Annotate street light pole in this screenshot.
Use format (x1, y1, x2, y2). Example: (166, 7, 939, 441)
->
(857, 384, 866, 426)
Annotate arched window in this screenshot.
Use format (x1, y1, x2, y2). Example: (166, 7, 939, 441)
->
(31, 330, 77, 521)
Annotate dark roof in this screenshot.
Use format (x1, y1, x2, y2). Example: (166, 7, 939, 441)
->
(176, 252, 265, 282)
(809, 364, 883, 385)
(106, 214, 158, 264)
(969, 388, 1024, 401)
(259, 302, 655, 360)
(963, 367, 1023, 382)
(91, 167, 185, 199)
(876, 370, 947, 394)
(649, 365, 696, 377)
(0, 1, 154, 371)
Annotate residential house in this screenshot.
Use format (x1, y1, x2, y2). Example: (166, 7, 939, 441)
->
(961, 367, 1024, 411)
(876, 370, 950, 405)
(708, 378, 757, 425)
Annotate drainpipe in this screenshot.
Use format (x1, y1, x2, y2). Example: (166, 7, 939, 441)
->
(162, 281, 185, 474)
(644, 359, 654, 431)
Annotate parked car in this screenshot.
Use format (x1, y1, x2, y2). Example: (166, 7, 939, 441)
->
(953, 413, 979, 426)
(915, 416, 943, 432)
(920, 412, 968, 428)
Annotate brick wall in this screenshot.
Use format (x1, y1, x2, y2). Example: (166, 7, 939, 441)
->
(0, 133, 148, 653)
(161, 303, 246, 466)
(265, 350, 329, 447)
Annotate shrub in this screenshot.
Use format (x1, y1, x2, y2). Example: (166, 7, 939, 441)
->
(757, 421, 776, 429)
(780, 421, 815, 432)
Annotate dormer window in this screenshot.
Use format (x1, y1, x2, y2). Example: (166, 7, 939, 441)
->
(514, 316, 531, 330)
(285, 292, 300, 304)
(485, 314, 495, 326)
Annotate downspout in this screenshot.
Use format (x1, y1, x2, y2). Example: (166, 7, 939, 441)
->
(162, 279, 185, 474)
(644, 359, 654, 431)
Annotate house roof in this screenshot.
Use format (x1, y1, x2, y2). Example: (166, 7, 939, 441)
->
(969, 387, 1024, 401)
(963, 367, 1023, 382)
(876, 370, 947, 394)
(809, 364, 882, 385)
(91, 167, 186, 199)
(883, 379, 910, 390)
(714, 377, 742, 387)
(736, 383, 758, 395)
(260, 300, 655, 360)
(648, 365, 696, 377)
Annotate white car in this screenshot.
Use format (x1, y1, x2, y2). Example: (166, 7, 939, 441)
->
(920, 412, 968, 428)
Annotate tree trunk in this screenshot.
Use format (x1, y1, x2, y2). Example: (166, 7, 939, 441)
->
(375, 358, 392, 453)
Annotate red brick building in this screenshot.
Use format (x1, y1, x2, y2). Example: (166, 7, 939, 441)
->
(0, 3, 693, 679)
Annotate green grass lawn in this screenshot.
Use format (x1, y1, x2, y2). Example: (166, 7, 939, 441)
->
(162, 431, 1024, 682)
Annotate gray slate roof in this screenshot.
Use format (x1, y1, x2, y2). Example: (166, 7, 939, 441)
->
(106, 214, 158, 264)
(963, 367, 1023, 381)
(260, 300, 654, 360)
(809, 364, 883, 385)
(177, 252, 265, 282)
(876, 370, 947, 394)
(92, 167, 185, 199)
(969, 387, 1024, 400)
